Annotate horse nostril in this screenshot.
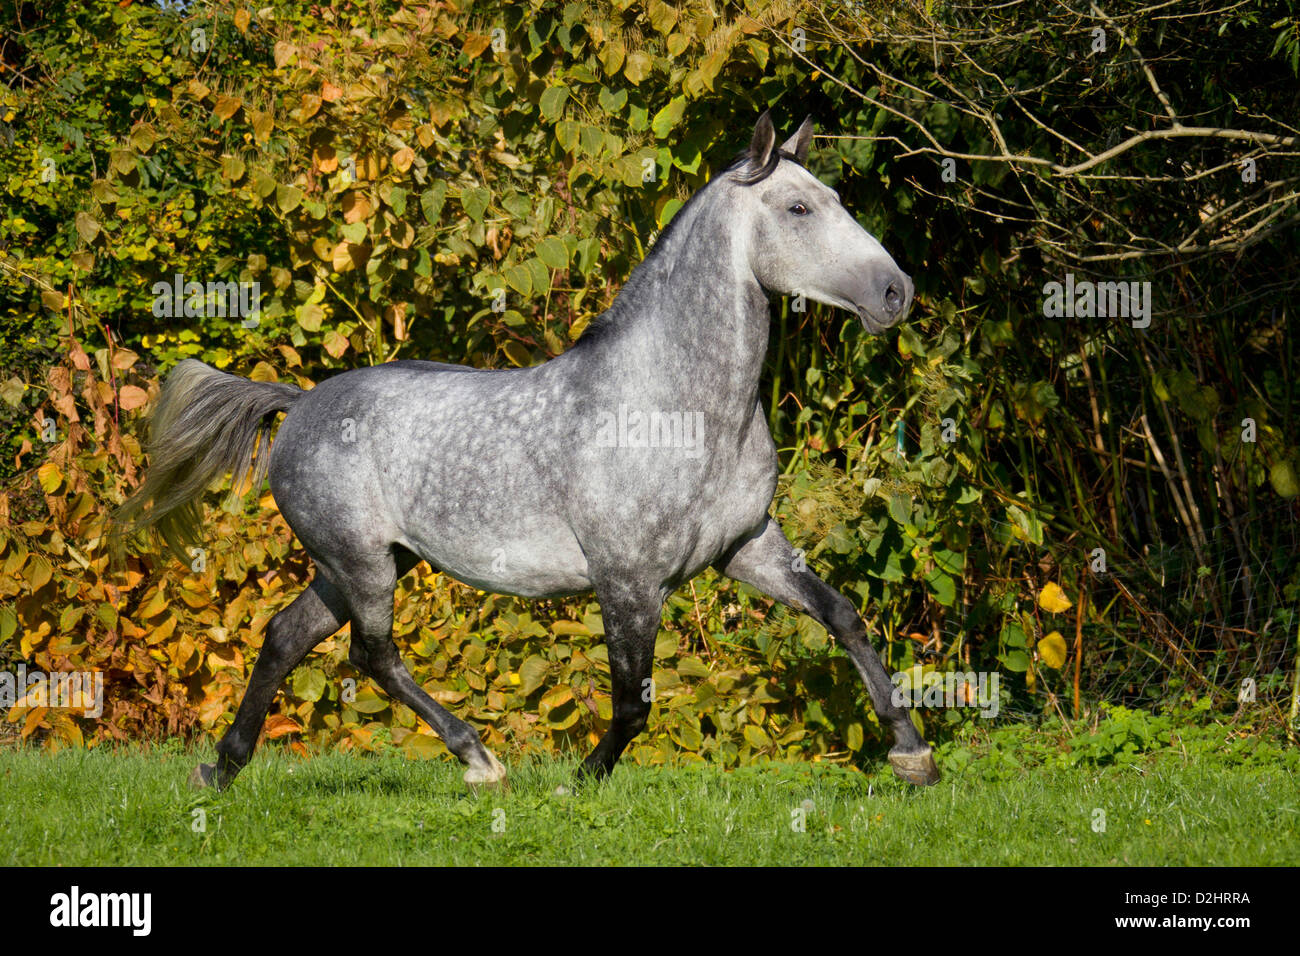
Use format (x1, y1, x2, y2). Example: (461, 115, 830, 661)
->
(884, 281, 904, 315)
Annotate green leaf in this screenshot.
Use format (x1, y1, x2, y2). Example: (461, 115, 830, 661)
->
(932, 548, 965, 574)
(292, 667, 326, 702)
(574, 236, 600, 274)
(518, 655, 549, 696)
(275, 184, 303, 213)
(846, 721, 864, 752)
(351, 686, 389, 713)
(220, 154, 245, 181)
(597, 87, 627, 113)
(461, 186, 489, 222)
(420, 182, 447, 223)
(503, 263, 532, 296)
(925, 568, 956, 607)
(1000, 650, 1030, 673)
(657, 197, 684, 227)
(252, 169, 277, 199)
(388, 185, 407, 217)
(539, 85, 569, 121)
(556, 120, 580, 153)
(624, 50, 652, 84)
(535, 236, 569, 269)
(671, 721, 703, 750)
(525, 257, 550, 295)
(1270, 460, 1299, 497)
(579, 124, 605, 157)
(501, 192, 531, 221)
(600, 38, 625, 75)
(651, 95, 686, 138)
(296, 302, 324, 331)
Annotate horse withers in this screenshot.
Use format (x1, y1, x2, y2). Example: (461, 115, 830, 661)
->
(116, 112, 940, 791)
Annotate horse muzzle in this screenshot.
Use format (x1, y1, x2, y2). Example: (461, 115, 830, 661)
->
(856, 270, 914, 333)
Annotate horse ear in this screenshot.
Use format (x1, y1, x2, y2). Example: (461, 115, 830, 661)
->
(780, 115, 815, 164)
(749, 110, 777, 167)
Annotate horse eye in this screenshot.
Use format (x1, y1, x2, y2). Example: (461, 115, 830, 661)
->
(789, 203, 809, 216)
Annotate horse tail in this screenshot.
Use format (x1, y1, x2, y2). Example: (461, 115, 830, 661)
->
(112, 359, 302, 563)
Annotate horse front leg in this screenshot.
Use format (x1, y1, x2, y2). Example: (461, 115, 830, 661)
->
(717, 518, 940, 785)
(577, 579, 664, 782)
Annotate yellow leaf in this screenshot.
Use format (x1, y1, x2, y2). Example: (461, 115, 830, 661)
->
(198, 694, 226, 725)
(322, 330, 349, 358)
(540, 685, 573, 711)
(213, 95, 242, 121)
(403, 732, 443, 760)
(462, 33, 491, 59)
(502, 340, 532, 367)
(1038, 631, 1068, 669)
(117, 384, 149, 411)
(25, 554, 52, 590)
(250, 110, 274, 144)
(249, 361, 279, 383)
(342, 190, 372, 223)
(263, 714, 301, 738)
(273, 41, 295, 69)
(37, 461, 62, 494)
(1037, 581, 1073, 613)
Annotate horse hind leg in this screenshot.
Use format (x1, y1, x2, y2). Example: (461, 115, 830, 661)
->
(319, 549, 507, 790)
(191, 573, 350, 790)
(345, 545, 419, 678)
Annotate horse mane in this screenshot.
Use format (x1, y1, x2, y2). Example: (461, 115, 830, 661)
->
(572, 147, 806, 348)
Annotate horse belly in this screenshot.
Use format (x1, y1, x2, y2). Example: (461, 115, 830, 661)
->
(402, 515, 592, 599)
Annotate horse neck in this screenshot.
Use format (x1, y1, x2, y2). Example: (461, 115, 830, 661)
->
(584, 187, 771, 416)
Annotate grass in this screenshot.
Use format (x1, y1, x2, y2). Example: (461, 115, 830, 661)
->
(1, 724, 1297, 865)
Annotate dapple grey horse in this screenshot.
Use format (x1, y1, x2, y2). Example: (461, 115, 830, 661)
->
(117, 113, 940, 791)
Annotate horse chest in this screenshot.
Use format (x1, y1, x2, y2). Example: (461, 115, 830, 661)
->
(665, 419, 779, 577)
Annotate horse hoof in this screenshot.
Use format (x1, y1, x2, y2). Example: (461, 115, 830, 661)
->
(188, 762, 217, 790)
(463, 751, 507, 790)
(888, 747, 940, 786)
